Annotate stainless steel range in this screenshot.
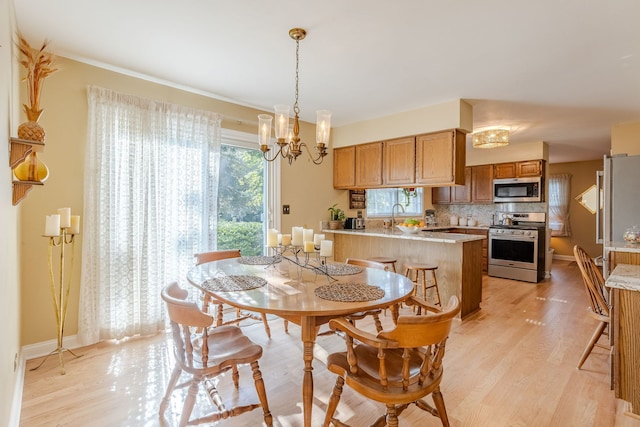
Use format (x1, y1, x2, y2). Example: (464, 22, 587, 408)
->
(488, 212, 546, 283)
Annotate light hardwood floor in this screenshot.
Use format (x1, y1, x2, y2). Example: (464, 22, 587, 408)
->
(20, 261, 640, 426)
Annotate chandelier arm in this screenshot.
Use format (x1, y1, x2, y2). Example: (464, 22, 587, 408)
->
(299, 141, 328, 165)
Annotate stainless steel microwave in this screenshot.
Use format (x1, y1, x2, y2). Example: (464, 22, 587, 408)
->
(493, 177, 544, 203)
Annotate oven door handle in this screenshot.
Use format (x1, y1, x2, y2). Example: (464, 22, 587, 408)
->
(489, 235, 537, 242)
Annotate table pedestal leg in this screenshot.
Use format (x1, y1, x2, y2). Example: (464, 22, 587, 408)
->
(300, 316, 317, 427)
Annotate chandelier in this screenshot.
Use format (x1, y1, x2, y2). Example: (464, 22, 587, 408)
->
(258, 28, 331, 165)
(472, 126, 510, 148)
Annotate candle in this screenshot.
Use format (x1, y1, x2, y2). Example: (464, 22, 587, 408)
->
(277, 233, 283, 244)
(292, 227, 304, 246)
(267, 229, 279, 247)
(320, 240, 333, 257)
(58, 207, 71, 228)
(313, 234, 325, 246)
(69, 215, 81, 234)
(303, 241, 315, 253)
(303, 228, 314, 244)
(45, 214, 61, 236)
(281, 234, 291, 246)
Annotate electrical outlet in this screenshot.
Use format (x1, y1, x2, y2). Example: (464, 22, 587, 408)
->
(283, 204, 290, 214)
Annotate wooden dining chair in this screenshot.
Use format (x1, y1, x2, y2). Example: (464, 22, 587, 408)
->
(194, 250, 272, 338)
(323, 295, 460, 427)
(159, 282, 272, 427)
(573, 245, 611, 369)
(344, 258, 389, 332)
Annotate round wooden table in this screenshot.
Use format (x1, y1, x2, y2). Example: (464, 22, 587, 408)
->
(187, 255, 414, 427)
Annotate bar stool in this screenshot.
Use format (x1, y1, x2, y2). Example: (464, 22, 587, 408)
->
(403, 262, 441, 307)
(367, 256, 397, 273)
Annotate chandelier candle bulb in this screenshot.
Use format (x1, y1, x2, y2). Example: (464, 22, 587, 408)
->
(319, 240, 333, 257)
(292, 227, 304, 246)
(258, 114, 273, 148)
(316, 110, 332, 146)
(58, 207, 71, 228)
(313, 234, 325, 246)
(69, 215, 81, 235)
(45, 214, 61, 236)
(274, 105, 290, 140)
(281, 234, 291, 246)
(267, 229, 279, 247)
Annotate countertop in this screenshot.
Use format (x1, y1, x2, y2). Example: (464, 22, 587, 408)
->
(604, 242, 640, 254)
(422, 225, 490, 231)
(322, 227, 487, 244)
(605, 263, 640, 292)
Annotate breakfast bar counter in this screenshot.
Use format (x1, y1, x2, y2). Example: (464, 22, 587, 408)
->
(324, 228, 485, 319)
(605, 262, 640, 418)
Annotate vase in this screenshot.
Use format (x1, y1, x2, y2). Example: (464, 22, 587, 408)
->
(14, 152, 49, 182)
(17, 109, 45, 143)
(329, 220, 343, 230)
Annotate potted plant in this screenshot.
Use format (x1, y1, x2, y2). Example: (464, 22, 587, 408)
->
(328, 204, 346, 229)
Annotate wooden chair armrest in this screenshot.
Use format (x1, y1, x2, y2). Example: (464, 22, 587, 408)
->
(329, 317, 396, 348)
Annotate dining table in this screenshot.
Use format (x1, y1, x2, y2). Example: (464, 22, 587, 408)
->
(187, 253, 415, 427)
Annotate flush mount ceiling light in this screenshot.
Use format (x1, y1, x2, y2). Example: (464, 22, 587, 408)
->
(472, 126, 510, 148)
(257, 28, 331, 165)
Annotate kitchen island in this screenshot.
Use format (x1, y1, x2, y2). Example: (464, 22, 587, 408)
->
(604, 243, 640, 418)
(323, 228, 485, 319)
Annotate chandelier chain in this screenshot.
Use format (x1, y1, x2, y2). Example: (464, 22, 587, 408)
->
(294, 38, 300, 117)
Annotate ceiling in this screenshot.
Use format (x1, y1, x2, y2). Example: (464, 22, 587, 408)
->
(13, 0, 640, 163)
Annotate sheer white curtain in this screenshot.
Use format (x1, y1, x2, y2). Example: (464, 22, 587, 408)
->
(79, 86, 222, 345)
(549, 173, 571, 237)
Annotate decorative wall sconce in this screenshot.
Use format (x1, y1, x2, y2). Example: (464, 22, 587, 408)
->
(575, 184, 603, 214)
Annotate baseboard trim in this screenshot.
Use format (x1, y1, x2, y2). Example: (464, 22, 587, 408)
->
(9, 354, 25, 427)
(553, 254, 575, 262)
(22, 335, 81, 360)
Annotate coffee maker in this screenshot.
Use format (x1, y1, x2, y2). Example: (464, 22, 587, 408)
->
(355, 210, 365, 229)
(425, 209, 437, 227)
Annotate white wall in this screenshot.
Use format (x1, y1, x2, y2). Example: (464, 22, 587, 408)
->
(1, 0, 23, 425)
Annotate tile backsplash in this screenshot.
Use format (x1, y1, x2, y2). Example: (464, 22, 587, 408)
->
(434, 202, 548, 226)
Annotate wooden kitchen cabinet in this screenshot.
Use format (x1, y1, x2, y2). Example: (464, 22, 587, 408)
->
(432, 186, 452, 204)
(494, 160, 544, 179)
(493, 162, 517, 179)
(383, 136, 415, 186)
(355, 142, 383, 188)
(465, 228, 489, 273)
(452, 167, 472, 203)
(416, 129, 466, 186)
(432, 164, 493, 204)
(471, 164, 494, 202)
(333, 146, 356, 189)
(517, 160, 544, 177)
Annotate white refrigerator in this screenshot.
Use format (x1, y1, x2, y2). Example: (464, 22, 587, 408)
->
(596, 154, 640, 275)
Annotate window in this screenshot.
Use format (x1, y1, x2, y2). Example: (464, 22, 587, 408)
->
(366, 188, 424, 217)
(549, 174, 571, 236)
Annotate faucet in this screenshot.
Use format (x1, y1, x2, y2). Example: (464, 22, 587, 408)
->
(391, 203, 405, 227)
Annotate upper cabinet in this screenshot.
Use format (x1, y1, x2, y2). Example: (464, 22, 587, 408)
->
(332, 128, 466, 190)
(432, 164, 493, 204)
(416, 129, 466, 186)
(355, 142, 383, 188)
(494, 160, 545, 179)
(471, 164, 494, 202)
(383, 136, 416, 186)
(333, 146, 356, 189)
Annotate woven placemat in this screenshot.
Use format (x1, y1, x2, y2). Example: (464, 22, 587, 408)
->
(238, 256, 282, 265)
(315, 283, 385, 302)
(320, 264, 363, 276)
(202, 275, 267, 292)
